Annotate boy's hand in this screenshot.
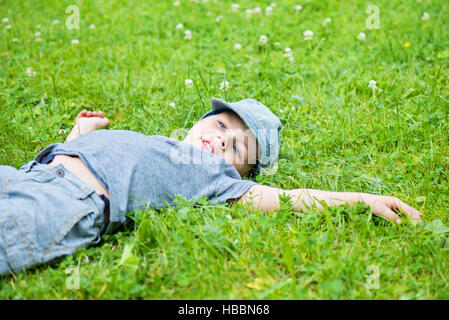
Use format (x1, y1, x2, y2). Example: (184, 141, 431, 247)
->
(75, 109, 109, 130)
(361, 194, 423, 224)
(65, 109, 109, 142)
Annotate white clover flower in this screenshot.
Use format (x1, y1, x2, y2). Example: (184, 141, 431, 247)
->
(12, 37, 18, 42)
(234, 43, 242, 50)
(368, 80, 382, 93)
(185, 78, 193, 88)
(357, 32, 366, 41)
(169, 102, 176, 108)
(422, 12, 430, 21)
(294, 5, 303, 13)
(176, 23, 184, 30)
(231, 3, 239, 12)
(322, 18, 331, 27)
(368, 80, 377, 89)
(283, 47, 294, 60)
(270, 2, 277, 7)
(35, 36, 42, 42)
(71, 39, 79, 44)
(58, 129, 66, 135)
(220, 81, 231, 91)
(253, 7, 262, 14)
(274, 41, 281, 47)
(26, 67, 37, 77)
(184, 30, 192, 40)
(246, 9, 254, 17)
(259, 34, 268, 44)
(35, 31, 41, 37)
(303, 30, 313, 41)
(225, 214, 232, 220)
(173, 1, 181, 6)
(53, 19, 60, 24)
(265, 6, 273, 16)
(89, 24, 95, 29)
(3, 17, 9, 23)
(36, 24, 41, 29)
(215, 15, 223, 22)
(5, 24, 11, 30)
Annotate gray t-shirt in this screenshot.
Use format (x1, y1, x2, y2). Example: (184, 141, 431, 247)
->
(33, 130, 257, 231)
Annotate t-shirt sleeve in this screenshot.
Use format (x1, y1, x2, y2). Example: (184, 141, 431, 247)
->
(207, 175, 257, 204)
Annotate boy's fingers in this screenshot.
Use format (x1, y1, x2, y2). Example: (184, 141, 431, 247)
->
(75, 110, 87, 123)
(391, 198, 422, 222)
(378, 206, 401, 224)
(86, 111, 105, 117)
(77, 110, 106, 119)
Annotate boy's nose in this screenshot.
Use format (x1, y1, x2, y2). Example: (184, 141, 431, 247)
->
(215, 134, 226, 150)
(220, 132, 237, 151)
(212, 133, 230, 151)
(205, 131, 233, 151)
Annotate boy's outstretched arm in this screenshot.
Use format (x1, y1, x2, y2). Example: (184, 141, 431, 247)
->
(65, 110, 109, 142)
(236, 184, 423, 224)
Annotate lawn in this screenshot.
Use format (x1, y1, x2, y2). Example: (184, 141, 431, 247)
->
(0, 0, 448, 299)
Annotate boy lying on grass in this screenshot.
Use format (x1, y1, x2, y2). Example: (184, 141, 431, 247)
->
(0, 98, 422, 275)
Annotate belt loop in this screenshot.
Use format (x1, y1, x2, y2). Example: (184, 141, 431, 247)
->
(21, 160, 38, 173)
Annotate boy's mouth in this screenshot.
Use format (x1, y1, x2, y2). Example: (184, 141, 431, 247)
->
(201, 139, 215, 154)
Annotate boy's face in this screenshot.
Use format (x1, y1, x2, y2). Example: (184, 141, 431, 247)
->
(183, 110, 258, 177)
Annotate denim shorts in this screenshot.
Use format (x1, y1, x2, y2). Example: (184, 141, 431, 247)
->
(0, 160, 106, 276)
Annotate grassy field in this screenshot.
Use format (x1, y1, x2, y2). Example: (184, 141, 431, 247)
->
(1, 0, 449, 299)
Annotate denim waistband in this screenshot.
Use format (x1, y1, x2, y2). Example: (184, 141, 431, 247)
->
(21, 160, 95, 199)
(22, 155, 110, 211)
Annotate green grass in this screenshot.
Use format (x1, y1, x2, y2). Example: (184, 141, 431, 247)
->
(1, 0, 449, 299)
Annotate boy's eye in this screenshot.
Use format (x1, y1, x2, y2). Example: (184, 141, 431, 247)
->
(233, 145, 239, 153)
(218, 121, 225, 129)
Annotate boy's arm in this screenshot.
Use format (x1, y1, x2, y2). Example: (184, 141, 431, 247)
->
(236, 184, 423, 224)
(65, 121, 85, 143)
(65, 110, 109, 143)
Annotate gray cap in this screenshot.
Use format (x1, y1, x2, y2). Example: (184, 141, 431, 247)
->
(200, 97, 282, 175)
